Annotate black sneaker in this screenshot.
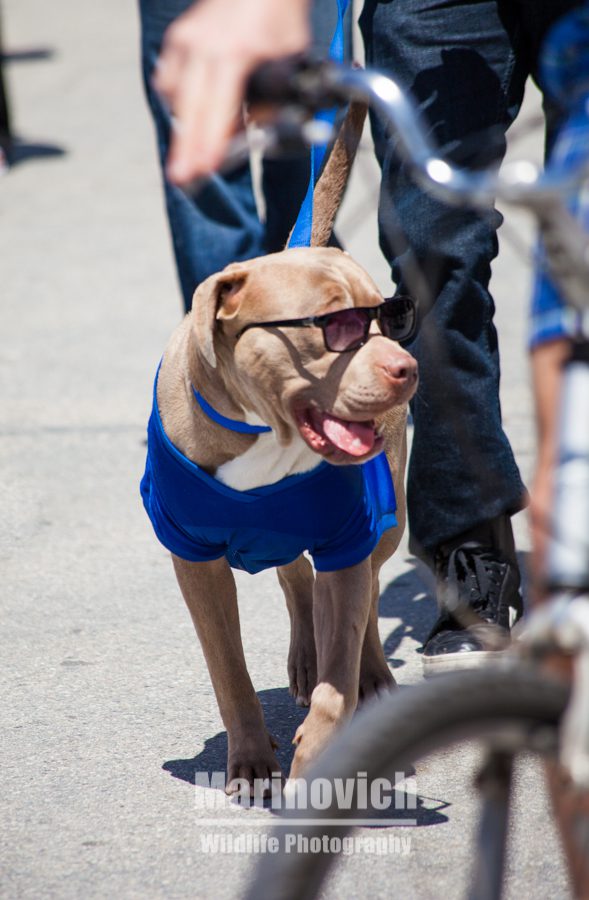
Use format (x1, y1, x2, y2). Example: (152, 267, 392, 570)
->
(422, 541, 523, 676)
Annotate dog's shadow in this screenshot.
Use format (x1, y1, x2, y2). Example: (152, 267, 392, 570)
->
(378, 560, 437, 668)
(163, 694, 448, 827)
(163, 555, 530, 831)
(163, 566, 451, 825)
(163, 686, 307, 783)
(163, 566, 437, 780)
(164, 565, 433, 784)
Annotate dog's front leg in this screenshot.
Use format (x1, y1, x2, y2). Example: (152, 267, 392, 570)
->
(289, 559, 372, 778)
(358, 417, 408, 701)
(172, 554, 281, 793)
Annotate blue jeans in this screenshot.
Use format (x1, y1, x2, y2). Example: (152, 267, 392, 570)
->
(359, 0, 578, 557)
(138, 0, 574, 557)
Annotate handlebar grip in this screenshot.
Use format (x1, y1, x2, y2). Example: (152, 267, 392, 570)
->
(245, 54, 345, 110)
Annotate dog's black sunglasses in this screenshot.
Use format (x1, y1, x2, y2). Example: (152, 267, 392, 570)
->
(234, 295, 417, 352)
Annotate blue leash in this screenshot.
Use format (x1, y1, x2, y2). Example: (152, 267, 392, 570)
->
(288, 0, 350, 249)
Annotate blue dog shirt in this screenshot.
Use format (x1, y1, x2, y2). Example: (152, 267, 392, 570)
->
(140, 374, 398, 574)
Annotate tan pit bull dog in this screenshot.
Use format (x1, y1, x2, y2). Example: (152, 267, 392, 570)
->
(141, 106, 418, 792)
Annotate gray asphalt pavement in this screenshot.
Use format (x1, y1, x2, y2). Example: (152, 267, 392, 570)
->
(0, 1, 572, 898)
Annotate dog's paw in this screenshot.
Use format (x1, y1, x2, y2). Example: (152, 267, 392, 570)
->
(288, 723, 314, 780)
(289, 719, 334, 780)
(358, 663, 397, 707)
(226, 732, 283, 796)
(289, 684, 348, 778)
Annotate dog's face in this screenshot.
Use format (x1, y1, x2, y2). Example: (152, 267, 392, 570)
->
(192, 247, 418, 465)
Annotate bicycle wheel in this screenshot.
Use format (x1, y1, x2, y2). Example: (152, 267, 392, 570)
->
(245, 664, 569, 900)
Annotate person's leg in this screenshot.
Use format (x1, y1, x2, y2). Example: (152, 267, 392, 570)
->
(359, 0, 535, 669)
(361, 0, 581, 669)
(361, 0, 530, 559)
(361, 0, 579, 551)
(139, 0, 265, 312)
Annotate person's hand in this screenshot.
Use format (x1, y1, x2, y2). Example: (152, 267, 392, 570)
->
(154, 0, 311, 184)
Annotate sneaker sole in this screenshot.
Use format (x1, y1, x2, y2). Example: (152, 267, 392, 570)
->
(423, 649, 504, 677)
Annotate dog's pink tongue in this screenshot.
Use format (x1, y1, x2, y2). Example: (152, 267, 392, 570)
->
(321, 413, 375, 456)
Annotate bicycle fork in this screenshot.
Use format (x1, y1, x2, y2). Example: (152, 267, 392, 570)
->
(469, 751, 514, 900)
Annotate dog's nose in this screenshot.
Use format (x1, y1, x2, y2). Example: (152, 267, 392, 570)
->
(381, 352, 418, 386)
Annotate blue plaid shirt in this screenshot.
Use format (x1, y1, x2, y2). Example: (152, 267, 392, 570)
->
(530, 3, 589, 349)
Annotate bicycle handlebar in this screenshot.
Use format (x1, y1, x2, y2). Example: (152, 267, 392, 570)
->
(245, 56, 589, 211)
(245, 56, 589, 313)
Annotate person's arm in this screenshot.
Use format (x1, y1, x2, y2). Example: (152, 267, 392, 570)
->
(529, 337, 571, 592)
(154, 0, 311, 184)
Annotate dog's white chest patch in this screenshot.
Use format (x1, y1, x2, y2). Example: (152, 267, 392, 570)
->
(216, 428, 320, 491)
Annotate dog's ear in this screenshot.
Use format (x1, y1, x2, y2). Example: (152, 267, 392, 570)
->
(191, 267, 248, 368)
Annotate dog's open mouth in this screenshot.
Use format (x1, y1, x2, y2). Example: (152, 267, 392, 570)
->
(295, 407, 383, 460)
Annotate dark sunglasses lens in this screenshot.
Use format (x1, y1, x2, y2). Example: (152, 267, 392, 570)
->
(380, 297, 416, 342)
(324, 308, 369, 351)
